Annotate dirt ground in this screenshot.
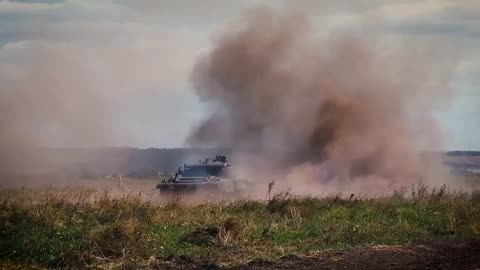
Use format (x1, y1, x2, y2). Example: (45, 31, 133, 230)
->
(156, 240, 480, 270)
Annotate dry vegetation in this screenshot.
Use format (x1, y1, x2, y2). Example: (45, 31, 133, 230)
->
(1, 183, 480, 269)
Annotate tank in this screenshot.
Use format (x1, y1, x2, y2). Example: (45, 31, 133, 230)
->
(156, 155, 251, 198)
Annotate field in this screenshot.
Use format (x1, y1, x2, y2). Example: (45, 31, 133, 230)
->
(1, 180, 480, 269)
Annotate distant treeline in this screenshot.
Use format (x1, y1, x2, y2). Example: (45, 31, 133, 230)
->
(447, 151, 480, 156)
(1, 148, 478, 180)
(1, 147, 230, 179)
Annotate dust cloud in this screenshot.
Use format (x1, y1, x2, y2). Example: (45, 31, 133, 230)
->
(0, 19, 190, 184)
(0, 45, 119, 174)
(188, 8, 458, 195)
(0, 42, 154, 185)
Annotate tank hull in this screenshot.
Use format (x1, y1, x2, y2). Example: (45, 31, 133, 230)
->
(157, 179, 252, 200)
(156, 181, 222, 192)
(156, 155, 252, 200)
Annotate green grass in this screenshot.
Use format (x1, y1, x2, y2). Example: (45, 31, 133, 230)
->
(1, 186, 480, 269)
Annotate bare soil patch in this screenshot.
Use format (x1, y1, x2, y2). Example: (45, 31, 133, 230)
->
(230, 240, 480, 270)
(155, 240, 480, 270)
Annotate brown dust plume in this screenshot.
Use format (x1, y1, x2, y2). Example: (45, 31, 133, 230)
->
(0, 45, 121, 185)
(188, 8, 457, 195)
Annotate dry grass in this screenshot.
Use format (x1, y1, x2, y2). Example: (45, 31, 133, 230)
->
(1, 183, 480, 269)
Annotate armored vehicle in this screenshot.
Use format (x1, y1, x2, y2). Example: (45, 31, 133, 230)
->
(156, 155, 251, 197)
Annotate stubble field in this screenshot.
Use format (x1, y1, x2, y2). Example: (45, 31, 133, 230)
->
(1, 177, 480, 269)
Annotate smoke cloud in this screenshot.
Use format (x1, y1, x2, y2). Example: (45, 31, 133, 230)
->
(0, 31, 195, 179)
(188, 8, 458, 195)
(0, 44, 117, 170)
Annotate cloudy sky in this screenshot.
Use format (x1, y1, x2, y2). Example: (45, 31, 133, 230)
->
(0, 0, 478, 150)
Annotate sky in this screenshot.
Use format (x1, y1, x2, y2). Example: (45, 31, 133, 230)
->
(0, 0, 479, 150)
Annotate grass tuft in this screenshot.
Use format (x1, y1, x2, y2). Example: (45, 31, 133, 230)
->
(0, 185, 479, 268)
